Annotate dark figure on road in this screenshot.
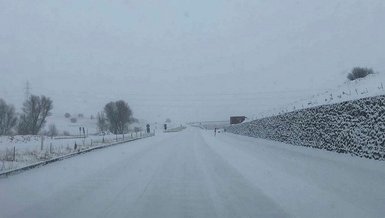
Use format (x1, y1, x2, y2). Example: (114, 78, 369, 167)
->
(214, 128, 217, 136)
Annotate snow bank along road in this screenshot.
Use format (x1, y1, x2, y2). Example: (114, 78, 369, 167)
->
(1, 128, 384, 218)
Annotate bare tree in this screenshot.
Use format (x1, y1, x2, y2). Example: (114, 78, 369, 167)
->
(47, 123, 58, 138)
(347, 67, 374, 81)
(0, 99, 17, 135)
(96, 111, 108, 133)
(17, 95, 53, 135)
(104, 100, 134, 134)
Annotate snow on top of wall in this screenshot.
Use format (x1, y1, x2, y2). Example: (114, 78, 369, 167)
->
(255, 72, 385, 119)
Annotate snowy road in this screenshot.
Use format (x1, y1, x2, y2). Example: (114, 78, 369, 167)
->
(1, 128, 384, 218)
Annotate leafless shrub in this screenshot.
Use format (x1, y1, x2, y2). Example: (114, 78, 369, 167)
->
(347, 67, 374, 81)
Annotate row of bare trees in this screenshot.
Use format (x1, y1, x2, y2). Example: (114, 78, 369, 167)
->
(0, 95, 53, 136)
(2, 97, 136, 136)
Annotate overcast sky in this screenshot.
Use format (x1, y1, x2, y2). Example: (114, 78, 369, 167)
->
(1, 0, 384, 122)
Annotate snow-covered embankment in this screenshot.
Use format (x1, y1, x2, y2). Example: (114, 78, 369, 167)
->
(228, 95, 385, 160)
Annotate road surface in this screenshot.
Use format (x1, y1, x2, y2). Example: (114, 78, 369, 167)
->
(1, 128, 384, 218)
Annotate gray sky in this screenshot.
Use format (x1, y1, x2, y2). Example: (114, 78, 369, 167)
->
(1, 0, 384, 122)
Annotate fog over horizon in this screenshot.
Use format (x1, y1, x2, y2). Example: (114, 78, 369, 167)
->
(1, 0, 384, 122)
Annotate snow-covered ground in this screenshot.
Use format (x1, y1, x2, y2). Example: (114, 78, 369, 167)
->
(0, 111, 158, 172)
(1, 127, 383, 218)
(0, 132, 149, 172)
(45, 114, 98, 136)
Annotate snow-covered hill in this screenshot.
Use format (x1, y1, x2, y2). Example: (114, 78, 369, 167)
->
(253, 73, 385, 119)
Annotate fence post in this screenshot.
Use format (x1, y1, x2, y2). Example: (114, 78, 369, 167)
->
(40, 135, 44, 151)
(13, 146, 16, 162)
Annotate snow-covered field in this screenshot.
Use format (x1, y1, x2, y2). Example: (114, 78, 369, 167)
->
(1, 127, 384, 218)
(0, 132, 150, 172)
(0, 110, 158, 172)
(45, 114, 98, 136)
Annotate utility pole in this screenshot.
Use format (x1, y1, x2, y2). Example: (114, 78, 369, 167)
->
(24, 81, 31, 100)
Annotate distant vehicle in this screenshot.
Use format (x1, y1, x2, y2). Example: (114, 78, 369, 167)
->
(230, 116, 246, 125)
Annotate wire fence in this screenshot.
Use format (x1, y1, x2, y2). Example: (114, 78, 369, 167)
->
(0, 131, 154, 173)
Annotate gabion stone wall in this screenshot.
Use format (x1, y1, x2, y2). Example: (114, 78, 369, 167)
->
(227, 95, 385, 160)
